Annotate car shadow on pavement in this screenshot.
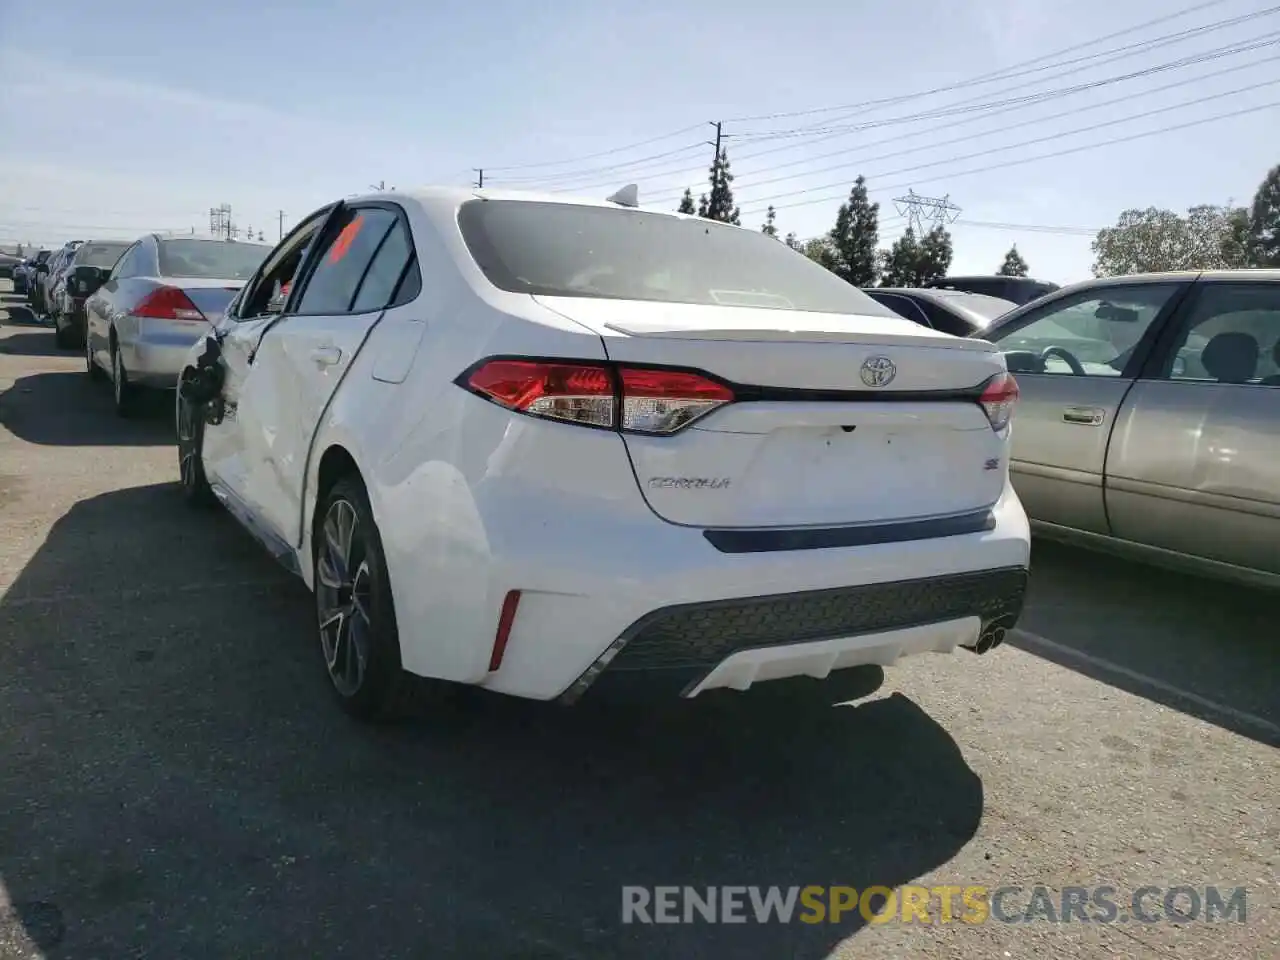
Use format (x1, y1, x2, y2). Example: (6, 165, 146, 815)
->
(0, 482, 984, 959)
(1012, 539, 1279, 749)
(0, 326, 72, 359)
(0, 370, 175, 445)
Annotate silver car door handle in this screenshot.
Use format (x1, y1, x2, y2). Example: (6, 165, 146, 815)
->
(1062, 406, 1106, 426)
(311, 345, 343, 367)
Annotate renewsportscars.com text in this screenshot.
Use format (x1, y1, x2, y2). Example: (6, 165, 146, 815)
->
(621, 885, 1248, 925)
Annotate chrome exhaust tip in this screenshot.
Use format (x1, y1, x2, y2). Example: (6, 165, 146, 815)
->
(965, 622, 1010, 655)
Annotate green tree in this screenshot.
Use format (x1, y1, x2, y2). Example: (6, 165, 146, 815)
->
(677, 189, 696, 215)
(878, 225, 952, 285)
(997, 245, 1029, 277)
(828, 176, 879, 286)
(918, 226, 954, 282)
(801, 237, 838, 271)
(761, 205, 778, 237)
(1248, 163, 1280, 266)
(1091, 205, 1254, 276)
(697, 147, 741, 225)
(879, 228, 921, 286)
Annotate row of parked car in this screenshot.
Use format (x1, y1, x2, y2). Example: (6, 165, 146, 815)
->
(6, 185, 1276, 725)
(11, 234, 271, 414)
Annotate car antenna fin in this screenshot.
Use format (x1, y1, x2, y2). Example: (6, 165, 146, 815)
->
(606, 184, 639, 208)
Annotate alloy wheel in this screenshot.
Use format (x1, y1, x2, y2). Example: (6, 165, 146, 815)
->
(315, 498, 373, 698)
(177, 394, 198, 491)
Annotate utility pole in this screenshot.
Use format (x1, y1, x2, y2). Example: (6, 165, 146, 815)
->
(473, 168, 484, 188)
(893, 190, 961, 234)
(277, 210, 286, 241)
(705, 121, 725, 200)
(209, 204, 234, 241)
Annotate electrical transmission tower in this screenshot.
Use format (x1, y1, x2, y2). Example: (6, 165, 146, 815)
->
(893, 190, 961, 234)
(209, 204, 236, 240)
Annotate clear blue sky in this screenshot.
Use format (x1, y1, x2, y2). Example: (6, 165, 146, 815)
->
(1, 0, 1278, 281)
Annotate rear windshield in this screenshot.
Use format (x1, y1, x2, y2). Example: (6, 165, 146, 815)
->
(74, 242, 130, 268)
(457, 200, 899, 315)
(158, 239, 271, 280)
(928, 291, 1016, 320)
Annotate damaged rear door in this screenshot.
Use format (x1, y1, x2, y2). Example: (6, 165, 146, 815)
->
(209, 203, 407, 551)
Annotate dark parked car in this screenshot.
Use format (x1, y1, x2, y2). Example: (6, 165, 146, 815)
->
(16, 249, 51, 299)
(923, 275, 1060, 306)
(865, 287, 1016, 336)
(53, 239, 131, 348)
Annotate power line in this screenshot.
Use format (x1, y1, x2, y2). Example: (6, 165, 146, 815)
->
(484, 141, 707, 187)
(539, 28, 1280, 198)
(726, 76, 1280, 210)
(657, 51, 1280, 200)
(744, 99, 1280, 215)
(725, 0, 1242, 125)
(489, 1, 1269, 194)
(480, 123, 709, 173)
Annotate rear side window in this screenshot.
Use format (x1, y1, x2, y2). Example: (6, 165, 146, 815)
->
(74, 242, 130, 268)
(351, 220, 416, 313)
(867, 292, 932, 328)
(296, 208, 397, 315)
(917, 300, 975, 337)
(159, 240, 270, 281)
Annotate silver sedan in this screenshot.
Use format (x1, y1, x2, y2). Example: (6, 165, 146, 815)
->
(85, 235, 271, 416)
(979, 270, 1280, 589)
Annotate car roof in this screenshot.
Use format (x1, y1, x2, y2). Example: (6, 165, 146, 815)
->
(368, 185, 706, 221)
(1050, 269, 1280, 296)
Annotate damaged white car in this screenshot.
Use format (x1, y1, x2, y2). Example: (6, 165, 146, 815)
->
(176, 186, 1031, 720)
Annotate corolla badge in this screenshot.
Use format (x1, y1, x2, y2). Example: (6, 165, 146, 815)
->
(860, 355, 897, 387)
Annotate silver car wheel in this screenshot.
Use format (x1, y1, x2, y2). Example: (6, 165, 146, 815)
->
(315, 498, 372, 698)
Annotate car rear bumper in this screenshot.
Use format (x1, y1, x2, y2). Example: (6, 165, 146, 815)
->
(119, 318, 206, 388)
(389, 454, 1031, 702)
(562, 565, 1027, 703)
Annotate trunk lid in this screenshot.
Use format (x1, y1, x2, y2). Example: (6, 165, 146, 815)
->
(536, 296, 1012, 529)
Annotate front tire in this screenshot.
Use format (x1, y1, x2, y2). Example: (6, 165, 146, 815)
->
(176, 384, 216, 507)
(313, 476, 407, 721)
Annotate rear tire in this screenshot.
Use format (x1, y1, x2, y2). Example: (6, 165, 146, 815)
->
(313, 475, 408, 721)
(85, 336, 105, 381)
(111, 341, 138, 418)
(176, 383, 216, 507)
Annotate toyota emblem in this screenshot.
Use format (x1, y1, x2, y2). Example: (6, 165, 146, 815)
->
(860, 356, 897, 387)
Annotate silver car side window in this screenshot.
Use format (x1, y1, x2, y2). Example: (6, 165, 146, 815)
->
(1163, 284, 1280, 385)
(991, 285, 1178, 376)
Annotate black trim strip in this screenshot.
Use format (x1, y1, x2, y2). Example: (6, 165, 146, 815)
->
(703, 508, 996, 553)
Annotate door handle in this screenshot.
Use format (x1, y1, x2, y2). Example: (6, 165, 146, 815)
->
(1062, 405, 1105, 426)
(310, 345, 342, 367)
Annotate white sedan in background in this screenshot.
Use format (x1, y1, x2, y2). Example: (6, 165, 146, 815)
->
(176, 186, 1030, 720)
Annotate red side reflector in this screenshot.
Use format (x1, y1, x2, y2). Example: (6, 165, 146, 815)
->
(488, 590, 522, 672)
(133, 286, 205, 322)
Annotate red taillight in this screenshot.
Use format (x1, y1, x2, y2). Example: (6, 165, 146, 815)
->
(466, 359, 615, 428)
(462, 359, 735, 434)
(618, 367, 735, 434)
(134, 286, 205, 322)
(979, 371, 1019, 431)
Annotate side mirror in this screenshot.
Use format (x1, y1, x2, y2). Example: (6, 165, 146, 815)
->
(70, 264, 108, 295)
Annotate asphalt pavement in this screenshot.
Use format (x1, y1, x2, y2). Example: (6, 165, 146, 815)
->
(0, 281, 1275, 959)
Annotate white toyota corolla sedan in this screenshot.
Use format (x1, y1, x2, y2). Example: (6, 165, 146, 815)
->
(175, 185, 1031, 720)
